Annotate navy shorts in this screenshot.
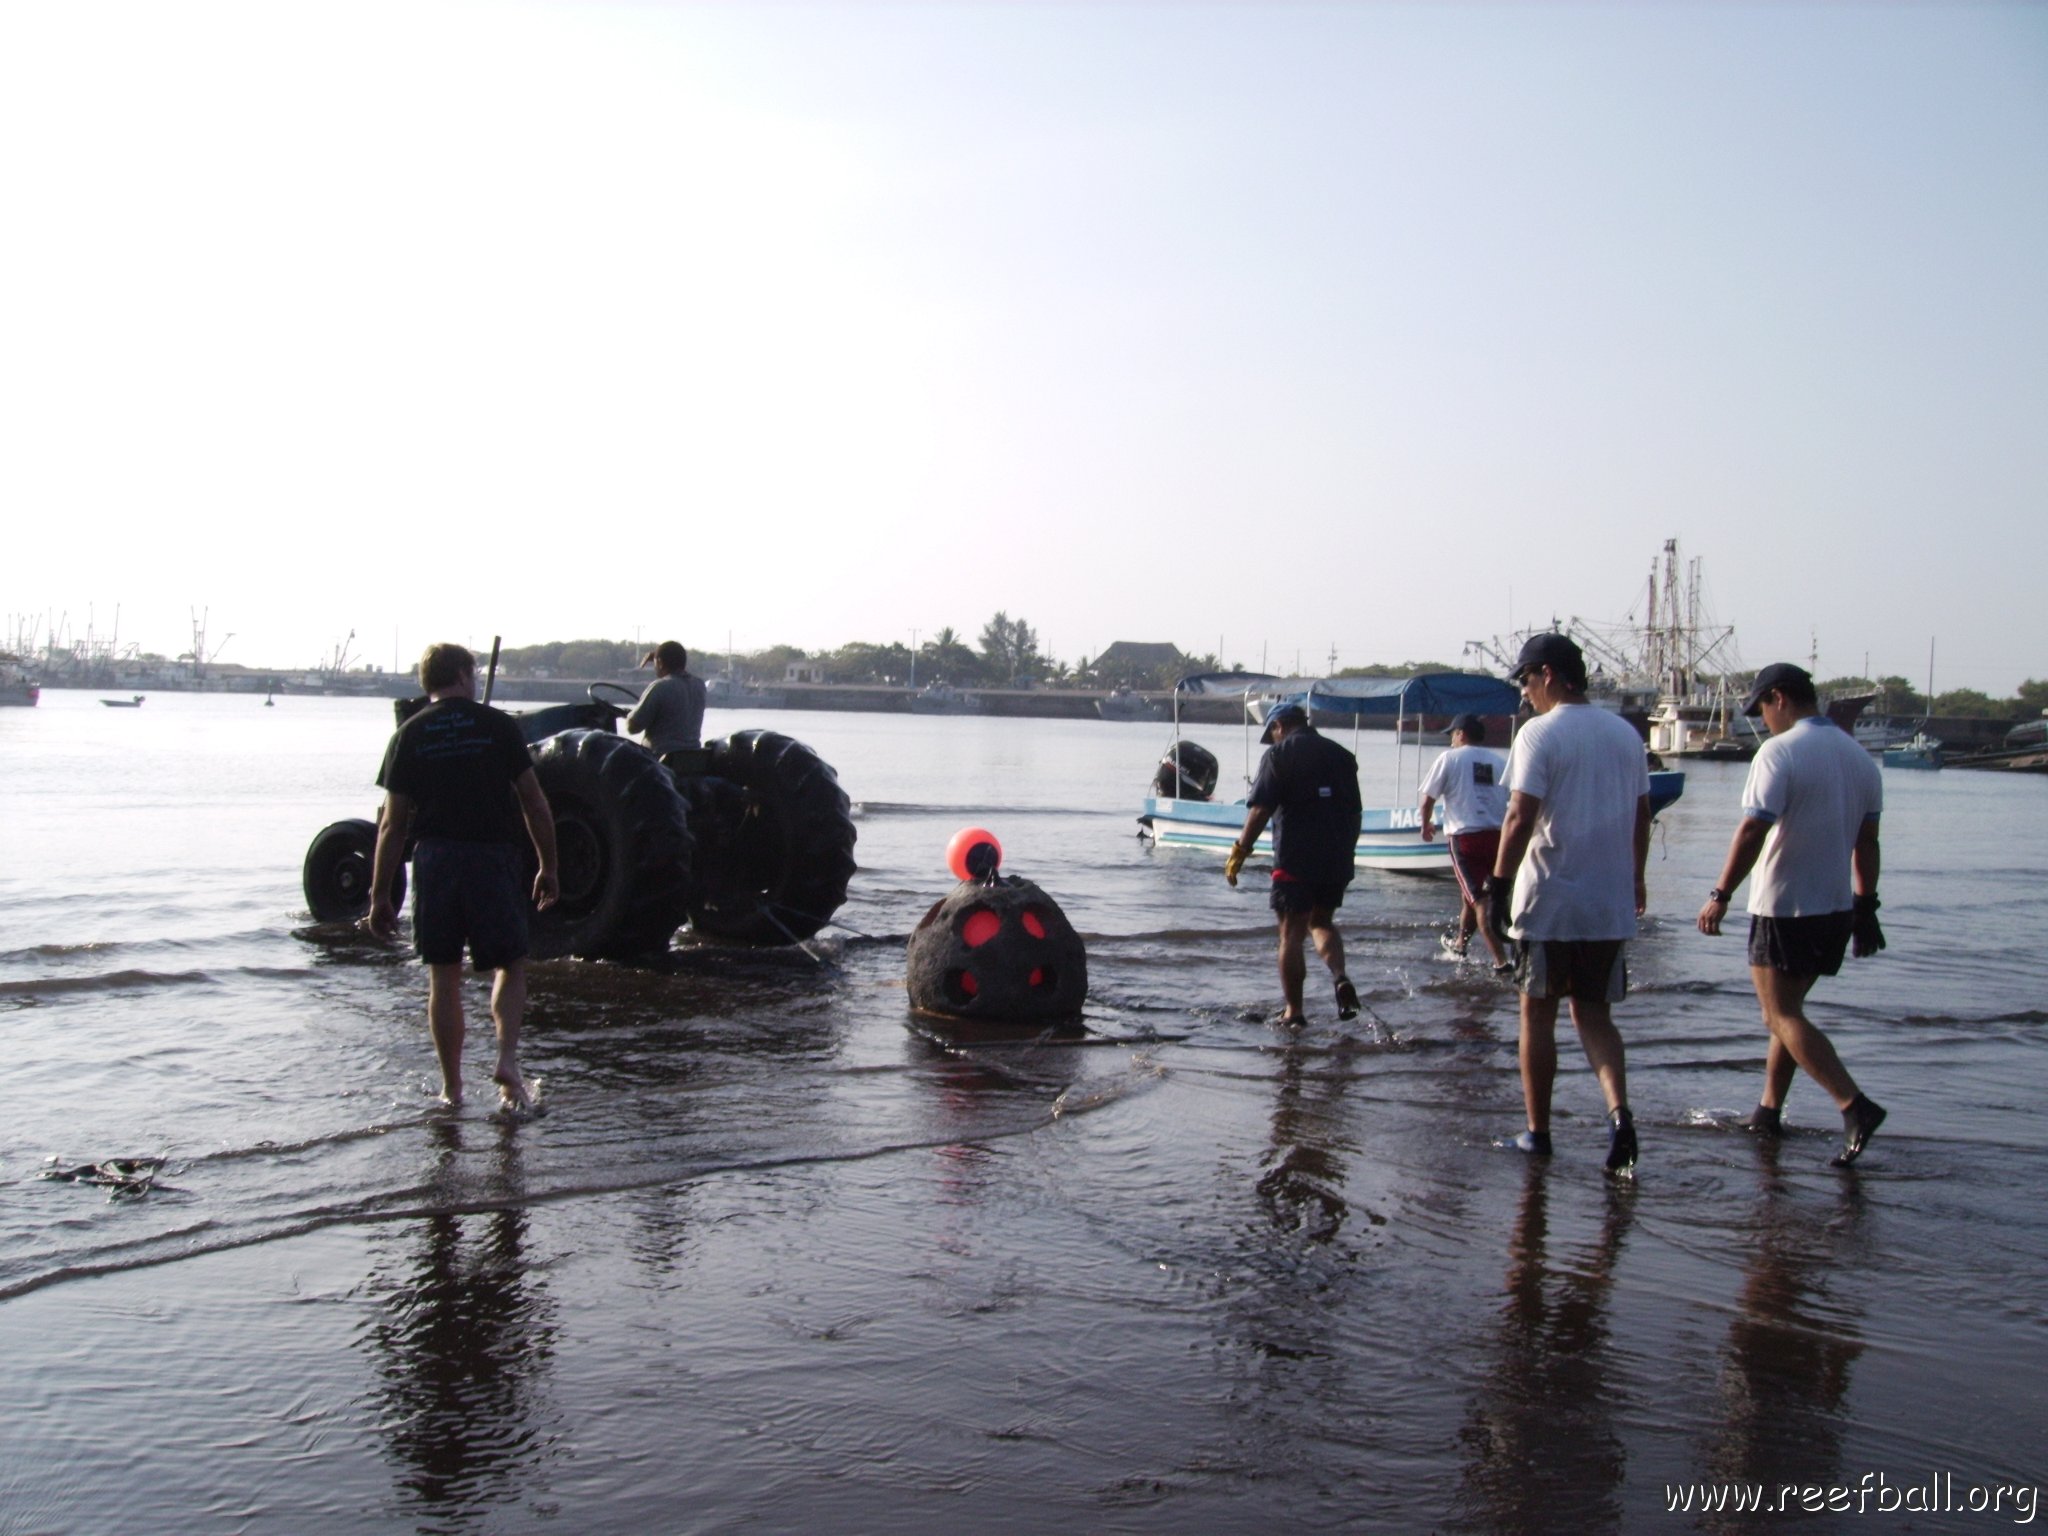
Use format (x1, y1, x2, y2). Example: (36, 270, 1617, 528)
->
(1747, 911, 1853, 978)
(1514, 939, 1628, 1003)
(411, 838, 530, 971)
(1270, 876, 1350, 916)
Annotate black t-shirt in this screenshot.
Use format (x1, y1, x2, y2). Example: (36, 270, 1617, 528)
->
(375, 698, 532, 844)
(1248, 728, 1363, 885)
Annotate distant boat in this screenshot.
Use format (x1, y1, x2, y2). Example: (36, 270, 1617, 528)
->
(1096, 686, 1163, 722)
(910, 682, 984, 716)
(1, 652, 40, 707)
(100, 695, 145, 708)
(1883, 732, 1944, 771)
(705, 674, 786, 709)
(1882, 640, 1943, 769)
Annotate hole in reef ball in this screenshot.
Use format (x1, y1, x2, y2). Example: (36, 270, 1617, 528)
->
(946, 826, 1003, 881)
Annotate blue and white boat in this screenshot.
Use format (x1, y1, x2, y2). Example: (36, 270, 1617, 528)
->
(1138, 672, 1686, 875)
(1882, 731, 1944, 771)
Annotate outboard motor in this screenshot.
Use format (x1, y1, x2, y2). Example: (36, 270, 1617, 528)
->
(1152, 740, 1220, 801)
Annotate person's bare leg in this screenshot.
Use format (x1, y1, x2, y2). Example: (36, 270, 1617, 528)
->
(1760, 1037, 1798, 1108)
(489, 960, 534, 1111)
(1567, 997, 1629, 1114)
(1519, 994, 1560, 1132)
(1308, 909, 1347, 983)
(426, 962, 467, 1105)
(1276, 911, 1309, 1021)
(1571, 995, 1637, 1173)
(1752, 967, 1857, 1107)
(1468, 896, 1508, 967)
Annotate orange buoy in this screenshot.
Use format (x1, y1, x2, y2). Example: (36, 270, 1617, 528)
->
(945, 826, 1003, 882)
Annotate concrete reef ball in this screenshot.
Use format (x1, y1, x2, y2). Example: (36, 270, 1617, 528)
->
(906, 874, 1088, 1023)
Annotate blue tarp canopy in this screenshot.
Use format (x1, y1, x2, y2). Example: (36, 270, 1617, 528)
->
(1264, 672, 1520, 718)
(1172, 671, 1286, 695)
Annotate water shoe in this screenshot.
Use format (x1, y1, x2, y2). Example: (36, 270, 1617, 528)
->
(1832, 1094, 1886, 1168)
(1605, 1107, 1638, 1176)
(1335, 976, 1359, 1021)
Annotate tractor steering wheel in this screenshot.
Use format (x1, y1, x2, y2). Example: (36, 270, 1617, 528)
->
(588, 681, 640, 715)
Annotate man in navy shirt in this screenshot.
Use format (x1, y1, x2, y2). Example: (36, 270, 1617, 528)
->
(1226, 704, 1364, 1026)
(370, 643, 559, 1113)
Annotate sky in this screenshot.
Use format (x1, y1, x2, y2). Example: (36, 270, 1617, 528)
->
(3, 1, 2043, 693)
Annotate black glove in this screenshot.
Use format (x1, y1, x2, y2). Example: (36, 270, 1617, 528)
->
(1486, 880, 1514, 946)
(1851, 893, 1886, 958)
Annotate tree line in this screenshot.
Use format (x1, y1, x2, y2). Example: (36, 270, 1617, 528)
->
(497, 615, 1217, 690)
(1817, 675, 2048, 722)
(489, 634, 2047, 717)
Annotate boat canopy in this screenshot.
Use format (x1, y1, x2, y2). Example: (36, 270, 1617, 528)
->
(1172, 671, 1287, 695)
(1255, 672, 1520, 719)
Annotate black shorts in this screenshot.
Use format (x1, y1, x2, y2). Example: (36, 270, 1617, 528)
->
(412, 838, 530, 971)
(1270, 876, 1350, 916)
(1747, 911, 1853, 978)
(1514, 939, 1628, 1003)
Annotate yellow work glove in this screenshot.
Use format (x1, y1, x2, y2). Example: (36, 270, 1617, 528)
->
(1224, 843, 1247, 886)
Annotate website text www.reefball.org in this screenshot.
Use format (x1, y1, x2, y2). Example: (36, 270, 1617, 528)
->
(1664, 1473, 2038, 1521)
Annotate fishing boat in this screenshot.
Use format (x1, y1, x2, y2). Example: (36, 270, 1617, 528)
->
(1883, 732, 1944, 771)
(100, 695, 145, 708)
(1138, 672, 1685, 874)
(1882, 641, 1944, 770)
(0, 652, 40, 707)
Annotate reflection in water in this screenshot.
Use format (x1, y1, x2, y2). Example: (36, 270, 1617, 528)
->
(1702, 1140, 1866, 1501)
(1458, 1169, 1633, 1534)
(362, 1121, 559, 1528)
(1256, 1043, 1358, 1246)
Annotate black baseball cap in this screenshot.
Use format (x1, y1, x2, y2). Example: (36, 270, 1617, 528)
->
(1741, 662, 1813, 717)
(1260, 702, 1309, 743)
(1447, 712, 1486, 742)
(1508, 632, 1583, 682)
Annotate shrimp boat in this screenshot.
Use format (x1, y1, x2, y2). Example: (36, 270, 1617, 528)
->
(1, 652, 40, 707)
(1137, 672, 1687, 874)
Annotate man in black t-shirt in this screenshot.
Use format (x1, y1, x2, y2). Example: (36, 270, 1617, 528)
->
(369, 643, 559, 1112)
(1225, 704, 1364, 1026)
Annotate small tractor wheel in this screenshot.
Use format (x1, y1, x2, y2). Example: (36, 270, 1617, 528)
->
(304, 818, 405, 922)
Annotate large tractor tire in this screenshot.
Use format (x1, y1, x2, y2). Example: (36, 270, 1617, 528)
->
(681, 730, 857, 946)
(529, 729, 695, 961)
(304, 817, 405, 922)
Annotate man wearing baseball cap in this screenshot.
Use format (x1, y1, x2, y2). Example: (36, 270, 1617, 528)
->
(1489, 632, 1652, 1174)
(1225, 702, 1364, 1025)
(1419, 711, 1511, 973)
(1697, 662, 1888, 1167)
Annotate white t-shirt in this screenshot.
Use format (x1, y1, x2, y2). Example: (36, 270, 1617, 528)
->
(1741, 714, 1883, 917)
(1501, 703, 1651, 941)
(1419, 745, 1508, 835)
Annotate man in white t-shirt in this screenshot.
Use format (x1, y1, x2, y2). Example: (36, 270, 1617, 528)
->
(1697, 662, 1888, 1167)
(1419, 712, 1510, 971)
(1489, 633, 1651, 1175)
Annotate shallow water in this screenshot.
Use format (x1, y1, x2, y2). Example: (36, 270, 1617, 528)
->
(2, 691, 2043, 1532)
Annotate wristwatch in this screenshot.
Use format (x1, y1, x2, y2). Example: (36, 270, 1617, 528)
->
(1707, 887, 1730, 904)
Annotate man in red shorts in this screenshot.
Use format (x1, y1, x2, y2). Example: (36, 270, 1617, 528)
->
(1419, 712, 1511, 973)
